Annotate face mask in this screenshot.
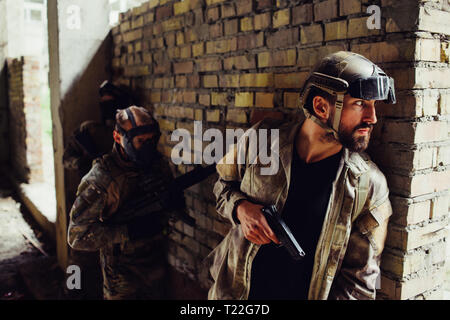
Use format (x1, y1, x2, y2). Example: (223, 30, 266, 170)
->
(117, 109, 161, 169)
(123, 135, 160, 168)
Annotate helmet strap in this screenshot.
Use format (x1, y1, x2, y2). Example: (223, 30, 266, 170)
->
(302, 107, 340, 140)
(332, 93, 345, 133)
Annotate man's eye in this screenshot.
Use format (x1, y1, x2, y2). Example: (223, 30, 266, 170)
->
(355, 100, 363, 106)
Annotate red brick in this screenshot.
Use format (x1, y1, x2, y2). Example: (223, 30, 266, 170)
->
(284, 92, 300, 108)
(209, 23, 223, 38)
(257, 0, 273, 10)
(219, 74, 240, 88)
(301, 24, 323, 44)
(206, 38, 237, 54)
(224, 19, 239, 36)
(255, 92, 275, 108)
(274, 72, 308, 88)
(183, 91, 197, 104)
(187, 75, 200, 88)
(226, 109, 248, 123)
(154, 61, 171, 74)
(156, 5, 173, 21)
(339, 0, 361, 16)
(236, 0, 253, 15)
(221, 3, 236, 18)
(197, 57, 222, 72)
(254, 13, 271, 30)
(238, 32, 264, 50)
(203, 75, 219, 88)
(176, 76, 188, 88)
(211, 92, 229, 106)
(273, 9, 290, 28)
(199, 94, 211, 106)
(250, 110, 284, 125)
(258, 50, 296, 67)
(164, 32, 176, 47)
(174, 61, 194, 74)
(161, 91, 173, 103)
(314, 0, 338, 21)
(207, 7, 220, 23)
(267, 28, 299, 48)
(161, 17, 184, 32)
(224, 55, 256, 70)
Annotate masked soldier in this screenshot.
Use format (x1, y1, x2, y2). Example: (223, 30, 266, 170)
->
(68, 106, 177, 300)
(206, 52, 396, 300)
(63, 81, 133, 178)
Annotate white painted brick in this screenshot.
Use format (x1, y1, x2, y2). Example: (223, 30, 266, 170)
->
(418, 7, 450, 35)
(390, 196, 431, 226)
(414, 67, 450, 89)
(379, 266, 445, 300)
(416, 38, 441, 62)
(386, 218, 448, 250)
(381, 121, 447, 144)
(431, 194, 449, 220)
(382, 241, 447, 276)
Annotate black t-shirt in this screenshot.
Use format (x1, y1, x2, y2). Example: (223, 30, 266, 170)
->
(248, 146, 342, 300)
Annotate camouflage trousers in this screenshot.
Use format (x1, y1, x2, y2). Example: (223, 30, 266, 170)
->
(100, 235, 168, 300)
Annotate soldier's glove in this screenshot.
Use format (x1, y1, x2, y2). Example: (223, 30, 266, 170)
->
(127, 214, 164, 241)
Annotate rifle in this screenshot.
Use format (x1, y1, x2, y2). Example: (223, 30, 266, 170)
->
(261, 205, 306, 261)
(109, 164, 217, 226)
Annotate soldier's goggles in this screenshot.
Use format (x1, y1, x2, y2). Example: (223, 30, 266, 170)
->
(348, 76, 396, 104)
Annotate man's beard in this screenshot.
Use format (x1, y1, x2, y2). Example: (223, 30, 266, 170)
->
(338, 123, 373, 152)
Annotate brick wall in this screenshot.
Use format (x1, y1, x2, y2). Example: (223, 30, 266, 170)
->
(367, 0, 450, 300)
(7, 57, 42, 183)
(110, 0, 449, 299)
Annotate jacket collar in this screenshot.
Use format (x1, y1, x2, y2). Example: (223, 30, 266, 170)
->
(277, 114, 370, 183)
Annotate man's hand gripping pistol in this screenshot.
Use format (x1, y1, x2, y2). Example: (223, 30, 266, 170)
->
(261, 205, 306, 261)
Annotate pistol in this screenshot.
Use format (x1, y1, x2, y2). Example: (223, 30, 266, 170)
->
(261, 205, 306, 261)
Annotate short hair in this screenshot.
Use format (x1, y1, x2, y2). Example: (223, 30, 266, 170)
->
(304, 87, 337, 116)
(115, 106, 157, 131)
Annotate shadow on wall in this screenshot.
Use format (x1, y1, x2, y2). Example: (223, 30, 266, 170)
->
(61, 32, 113, 211)
(57, 32, 113, 300)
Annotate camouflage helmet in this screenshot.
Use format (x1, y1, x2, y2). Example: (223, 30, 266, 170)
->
(300, 51, 396, 138)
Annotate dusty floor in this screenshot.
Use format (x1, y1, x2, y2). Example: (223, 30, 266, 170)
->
(0, 175, 65, 300)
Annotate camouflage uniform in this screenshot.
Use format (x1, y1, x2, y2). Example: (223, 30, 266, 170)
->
(68, 143, 174, 300)
(205, 116, 392, 300)
(63, 121, 114, 178)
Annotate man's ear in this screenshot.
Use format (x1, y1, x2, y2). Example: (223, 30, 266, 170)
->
(312, 96, 331, 123)
(113, 130, 122, 145)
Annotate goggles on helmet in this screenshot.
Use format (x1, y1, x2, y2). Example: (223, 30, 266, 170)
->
(304, 72, 396, 104)
(348, 76, 396, 104)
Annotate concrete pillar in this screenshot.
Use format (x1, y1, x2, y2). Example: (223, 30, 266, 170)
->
(0, 0, 9, 165)
(47, 0, 112, 269)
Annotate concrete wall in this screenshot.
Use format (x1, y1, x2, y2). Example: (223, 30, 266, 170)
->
(111, 0, 450, 299)
(47, 0, 112, 270)
(0, 0, 9, 165)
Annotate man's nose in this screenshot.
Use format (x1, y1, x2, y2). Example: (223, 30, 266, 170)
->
(363, 102, 377, 125)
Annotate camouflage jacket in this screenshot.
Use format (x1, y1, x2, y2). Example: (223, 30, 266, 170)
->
(67, 143, 175, 255)
(206, 116, 392, 300)
(63, 121, 114, 177)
